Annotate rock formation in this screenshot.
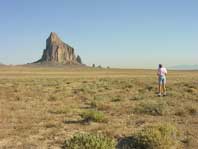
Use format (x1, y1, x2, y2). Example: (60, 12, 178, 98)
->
(35, 32, 82, 65)
(76, 55, 82, 64)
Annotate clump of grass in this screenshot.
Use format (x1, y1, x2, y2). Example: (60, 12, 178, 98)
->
(130, 95, 144, 101)
(74, 85, 96, 95)
(15, 96, 21, 101)
(175, 105, 197, 116)
(123, 84, 133, 89)
(82, 80, 88, 84)
(78, 87, 87, 93)
(80, 110, 107, 123)
(89, 95, 108, 108)
(187, 105, 197, 115)
(117, 124, 178, 149)
(127, 84, 133, 88)
(63, 133, 116, 149)
(185, 88, 197, 94)
(14, 88, 18, 92)
(90, 100, 97, 108)
(90, 100, 111, 111)
(111, 96, 122, 102)
(94, 95, 104, 101)
(175, 108, 186, 116)
(134, 100, 168, 116)
(48, 95, 57, 101)
(181, 135, 195, 147)
(146, 85, 154, 91)
(97, 103, 111, 111)
(45, 123, 57, 128)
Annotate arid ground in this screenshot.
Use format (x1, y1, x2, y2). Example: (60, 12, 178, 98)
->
(0, 66, 198, 148)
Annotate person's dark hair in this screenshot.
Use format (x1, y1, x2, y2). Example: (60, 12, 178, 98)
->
(159, 64, 162, 68)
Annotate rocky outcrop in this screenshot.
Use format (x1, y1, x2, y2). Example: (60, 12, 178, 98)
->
(76, 55, 82, 64)
(35, 32, 82, 65)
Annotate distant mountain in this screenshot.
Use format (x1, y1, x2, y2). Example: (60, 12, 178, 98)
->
(169, 65, 198, 70)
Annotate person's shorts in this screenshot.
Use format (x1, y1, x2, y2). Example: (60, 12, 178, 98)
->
(159, 76, 166, 85)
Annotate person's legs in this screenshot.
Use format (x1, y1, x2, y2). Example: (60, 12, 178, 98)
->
(162, 77, 166, 95)
(158, 84, 162, 96)
(162, 83, 166, 94)
(158, 77, 162, 96)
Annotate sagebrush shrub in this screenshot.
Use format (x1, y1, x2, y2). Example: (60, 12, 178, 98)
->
(63, 133, 116, 149)
(135, 100, 168, 116)
(133, 124, 177, 149)
(117, 124, 177, 149)
(80, 110, 107, 123)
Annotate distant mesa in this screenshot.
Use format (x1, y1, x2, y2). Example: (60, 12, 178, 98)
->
(169, 64, 198, 70)
(0, 62, 5, 66)
(34, 32, 83, 65)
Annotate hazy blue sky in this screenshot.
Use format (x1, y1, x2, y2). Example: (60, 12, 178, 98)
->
(0, 0, 197, 68)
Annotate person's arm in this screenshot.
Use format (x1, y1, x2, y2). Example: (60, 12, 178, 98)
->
(165, 68, 167, 75)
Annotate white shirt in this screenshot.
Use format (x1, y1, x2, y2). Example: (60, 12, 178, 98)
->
(157, 67, 167, 77)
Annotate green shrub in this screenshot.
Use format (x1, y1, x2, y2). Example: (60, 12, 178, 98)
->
(133, 124, 177, 149)
(117, 124, 177, 149)
(94, 95, 105, 101)
(63, 133, 116, 149)
(80, 110, 107, 123)
(111, 96, 122, 102)
(135, 100, 168, 116)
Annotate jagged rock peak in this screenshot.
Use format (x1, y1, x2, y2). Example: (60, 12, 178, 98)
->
(47, 32, 62, 45)
(35, 32, 82, 65)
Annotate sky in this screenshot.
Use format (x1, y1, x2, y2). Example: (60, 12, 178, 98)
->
(0, 0, 197, 68)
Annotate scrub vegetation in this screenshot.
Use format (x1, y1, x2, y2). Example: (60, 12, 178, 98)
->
(0, 66, 198, 148)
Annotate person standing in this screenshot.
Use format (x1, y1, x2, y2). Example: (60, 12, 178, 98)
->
(157, 64, 167, 96)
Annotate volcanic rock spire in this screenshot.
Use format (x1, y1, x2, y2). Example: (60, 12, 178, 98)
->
(35, 32, 82, 64)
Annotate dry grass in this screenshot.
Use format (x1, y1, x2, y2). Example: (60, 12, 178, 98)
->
(0, 66, 198, 148)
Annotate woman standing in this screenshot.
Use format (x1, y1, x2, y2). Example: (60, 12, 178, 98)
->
(157, 64, 167, 96)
